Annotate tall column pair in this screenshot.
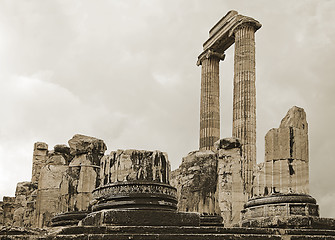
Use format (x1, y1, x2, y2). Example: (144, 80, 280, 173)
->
(198, 20, 260, 197)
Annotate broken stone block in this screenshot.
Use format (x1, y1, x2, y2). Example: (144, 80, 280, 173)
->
(68, 134, 107, 156)
(100, 149, 170, 185)
(214, 138, 241, 150)
(53, 144, 73, 164)
(280, 106, 308, 131)
(12, 181, 38, 227)
(48, 134, 107, 225)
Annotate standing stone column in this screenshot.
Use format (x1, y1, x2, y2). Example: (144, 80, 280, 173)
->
(231, 19, 261, 197)
(197, 49, 225, 151)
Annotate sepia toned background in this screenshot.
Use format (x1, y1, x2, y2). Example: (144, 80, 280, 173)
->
(0, 0, 334, 218)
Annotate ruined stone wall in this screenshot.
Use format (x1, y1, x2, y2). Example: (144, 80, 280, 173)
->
(0, 197, 15, 226)
(34, 135, 106, 228)
(171, 139, 246, 226)
(171, 151, 218, 214)
(35, 145, 70, 227)
(253, 106, 309, 197)
(12, 182, 37, 227)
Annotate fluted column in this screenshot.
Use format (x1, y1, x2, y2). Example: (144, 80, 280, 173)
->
(197, 50, 225, 151)
(232, 20, 261, 197)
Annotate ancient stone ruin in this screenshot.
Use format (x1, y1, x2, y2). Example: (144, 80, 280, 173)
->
(1, 10, 335, 239)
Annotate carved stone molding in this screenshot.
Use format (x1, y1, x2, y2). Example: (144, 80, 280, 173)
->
(91, 181, 178, 212)
(93, 181, 177, 200)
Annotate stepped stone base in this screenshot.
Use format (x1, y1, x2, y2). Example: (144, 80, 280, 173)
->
(80, 209, 200, 227)
(199, 213, 223, 226)
(3, 226, 335, 239)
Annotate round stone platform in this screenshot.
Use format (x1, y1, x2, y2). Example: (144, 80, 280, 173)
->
(242, 194, 320, 228)
(81, 181, 200, 226)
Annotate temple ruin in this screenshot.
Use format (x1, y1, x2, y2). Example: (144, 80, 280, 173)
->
(0, 10, 335, 239)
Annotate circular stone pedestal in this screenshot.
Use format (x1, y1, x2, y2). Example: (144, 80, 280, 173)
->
(92, 181, 178, 211)
(241, 194, 320, 228)
(81, 181, 200, 226)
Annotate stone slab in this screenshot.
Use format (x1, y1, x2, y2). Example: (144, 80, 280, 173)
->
(81, 209, 200, 227)
(3, 226, 335, 239)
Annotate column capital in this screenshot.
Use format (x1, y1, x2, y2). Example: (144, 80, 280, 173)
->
(196, 49, 225, 66)
(229, 17, 262, 37)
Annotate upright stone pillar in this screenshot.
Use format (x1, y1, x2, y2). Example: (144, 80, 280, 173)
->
(31, 142, 48, 184)
(197, 49, 225, 151)
(231, 19, 261, 197)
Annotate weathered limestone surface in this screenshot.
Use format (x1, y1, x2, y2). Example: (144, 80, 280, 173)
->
(56, 133, 106, 218)
(100, 149, 170, 185)
(68, 134, 106, 157)
(0, 197, 15, 226)
(215, 138, 245, 226)
(35, 134, 106, 228)
(253, 106, 309, 197)
(12, 182, 38, 227)
(31, 142, 48, 184)
(60, 135, 106, 213)
(171, 138, 248, 226)
(171, 151, 218, 214)
(35, 149, 69, 227)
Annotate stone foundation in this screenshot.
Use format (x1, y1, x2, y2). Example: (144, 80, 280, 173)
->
(2, 225, 335, 239)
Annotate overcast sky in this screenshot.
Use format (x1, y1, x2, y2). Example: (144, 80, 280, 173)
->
(0, 0, 334, 218)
